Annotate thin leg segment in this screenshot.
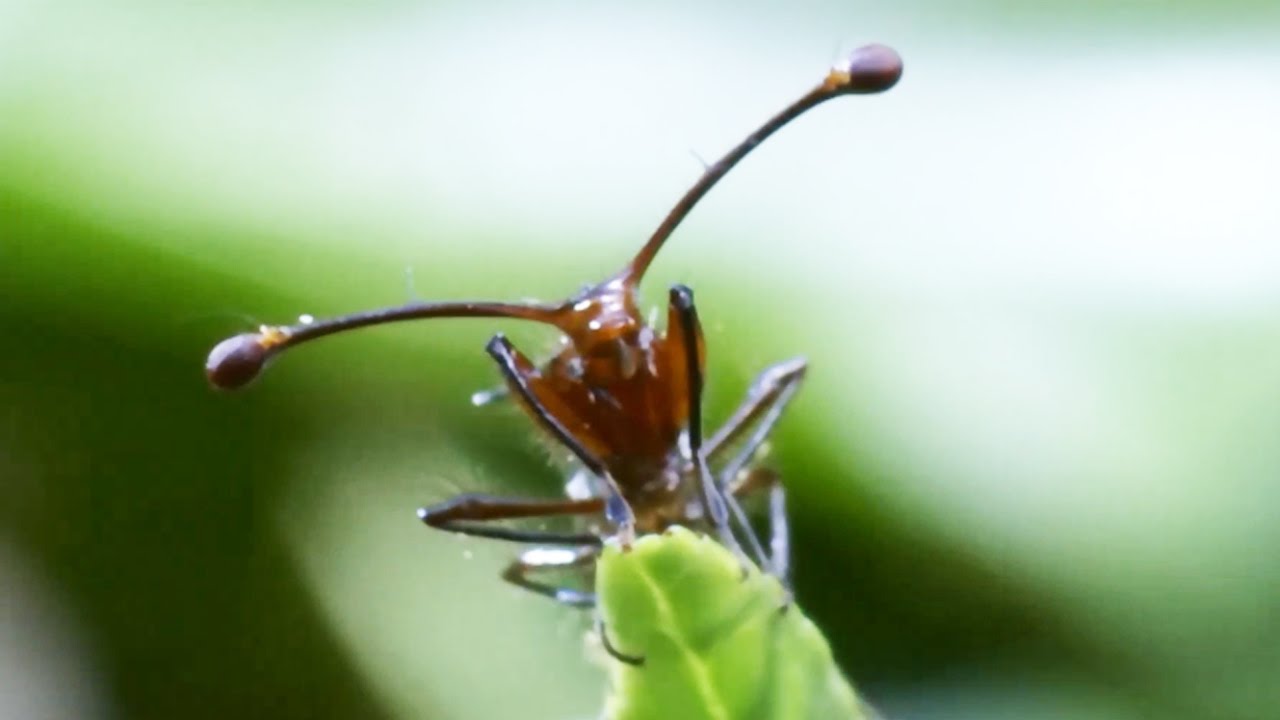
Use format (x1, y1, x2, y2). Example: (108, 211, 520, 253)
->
(504, 548, 645, 665)
(502, 545, 600, 608)
(705, 359, 805, 587)
(767, 477, 790, 588)
(598, 619, 645, 666)
(729, 467, 792, 592)
(668, 285, 766, 568)
(418, 494, 605, 545)
(486, 334, 637, 542)
(706, 358, 807, 486)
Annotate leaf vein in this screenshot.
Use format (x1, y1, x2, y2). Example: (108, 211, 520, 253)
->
(631, 552, 732, 720)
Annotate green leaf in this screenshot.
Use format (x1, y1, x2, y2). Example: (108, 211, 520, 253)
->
(596, 527, 870, 720)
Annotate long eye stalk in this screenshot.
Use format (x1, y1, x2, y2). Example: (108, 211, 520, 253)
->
(623, 43, 902, 283)
(205, 43, 902, 390)
(205, 299, 561, 389)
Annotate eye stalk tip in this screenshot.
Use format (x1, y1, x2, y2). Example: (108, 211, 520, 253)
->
(836, 43, 903, 94)
(206, 333, 271, 390)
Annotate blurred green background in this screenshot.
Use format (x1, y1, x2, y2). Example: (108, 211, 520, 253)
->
(3, 1, 1278, 719)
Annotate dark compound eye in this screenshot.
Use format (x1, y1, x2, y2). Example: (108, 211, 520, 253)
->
(839, 43, 904, 94)
(205, 333, 271, 390)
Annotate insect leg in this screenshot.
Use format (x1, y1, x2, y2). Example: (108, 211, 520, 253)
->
(705, 357, 807, 481)
(767, 477, 789, 587)
(706, 360, 805, 589)
(419, 494, 605, 545)
(668, 285, 766, 569)
(502, 545, 600, 608)
(730, 468, 792, 598)
(505, 547, 644, 663)
(486, 334, 637, 544)
(597, 619, 645, 666)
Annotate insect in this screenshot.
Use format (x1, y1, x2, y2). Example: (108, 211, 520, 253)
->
(206, 44, 902, 614)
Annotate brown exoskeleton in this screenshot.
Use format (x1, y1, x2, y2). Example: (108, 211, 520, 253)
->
(206, 44, 902, 611)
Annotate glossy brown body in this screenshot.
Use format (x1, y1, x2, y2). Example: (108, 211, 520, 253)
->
(526, 273, 704, 529)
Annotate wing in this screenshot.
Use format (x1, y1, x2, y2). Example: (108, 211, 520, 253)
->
(595, 528, 870, 720)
